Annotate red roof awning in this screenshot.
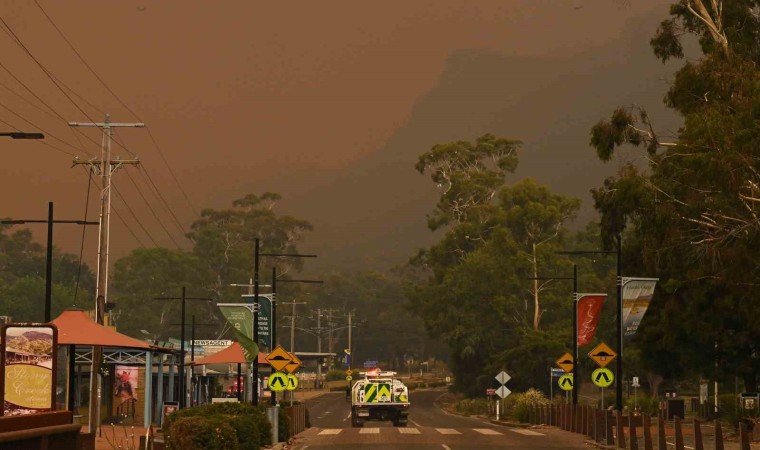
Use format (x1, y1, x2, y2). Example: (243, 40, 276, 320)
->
(51, 310, 150, 349)
(191, 342, 268, 365)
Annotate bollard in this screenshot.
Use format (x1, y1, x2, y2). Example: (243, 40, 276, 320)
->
(617, 410, 626, 449)
(267, 405, 279, 445)
(629, 409, 638, 450)
(674, 416, 684, 450)
(658, 416, 667, 450)
(739, 422, 751, 450)
(715, 420, 724, 450)
(693, 418, 703, 450)
(642, 414, 652, 450)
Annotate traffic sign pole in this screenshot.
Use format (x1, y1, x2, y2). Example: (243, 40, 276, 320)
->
(572, 265, 578, 406)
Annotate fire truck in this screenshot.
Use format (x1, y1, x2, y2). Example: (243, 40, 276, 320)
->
(350, 369, 410, 427)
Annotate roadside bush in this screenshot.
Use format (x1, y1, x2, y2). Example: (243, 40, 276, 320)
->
(455, 398, 491, 416)
(168, 416, 239, 450)
(278, 405, 290, 443)
(628, 394, 659, 416)
(163, 402, 271, 450)
(509, 389, 549, 423)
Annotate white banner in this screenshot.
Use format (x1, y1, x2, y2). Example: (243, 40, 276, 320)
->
(622, 277, 658, 339)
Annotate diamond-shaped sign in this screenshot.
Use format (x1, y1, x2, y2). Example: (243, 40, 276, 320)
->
(495, 371, 511, 385)
(265, 345, 293, 372)
(588, 342, 617, 368)
(283, 351, 302, 374)
(556, 352, 574, 373)
(496, 385, 511, 398)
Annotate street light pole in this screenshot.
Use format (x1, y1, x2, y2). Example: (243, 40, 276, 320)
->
(1, 202, 98, 321)
(154, 287, 213, 408)
(559, 238, 622, 411)
(251, 239, 317, 406)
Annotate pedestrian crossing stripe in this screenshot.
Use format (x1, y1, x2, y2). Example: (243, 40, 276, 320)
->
(317, 427, 544, 436)
(473, 428, 503, 435)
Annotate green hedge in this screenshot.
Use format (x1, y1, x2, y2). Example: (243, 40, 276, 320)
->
(163, 402, 279, 450)
(168, 416, 239, 450)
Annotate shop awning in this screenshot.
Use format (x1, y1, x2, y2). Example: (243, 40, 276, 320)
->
(51, 309, 151, 349)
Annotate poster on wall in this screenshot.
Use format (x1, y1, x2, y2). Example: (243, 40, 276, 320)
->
(0, 324, 58, 416)
(114, 365, 139, 405)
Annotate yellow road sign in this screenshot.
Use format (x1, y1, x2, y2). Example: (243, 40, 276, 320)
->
(588, 342, 617, 368)
(266, 345, 293, 372)
(268, 372, 288, 392)
(284, 351, 302, 374)
(286, 374, 299, 391)
(558, 374, 573, 391)
(556, 352, 574, 373)
(592, 368, 614, 388)
(346, 375, 353, 381)
(346, 369, 353, 376)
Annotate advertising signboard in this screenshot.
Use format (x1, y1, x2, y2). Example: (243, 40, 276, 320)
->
(1, 324, 58, 416)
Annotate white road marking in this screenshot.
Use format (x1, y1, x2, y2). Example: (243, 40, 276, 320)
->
(359, 427, 380, 434)
(398, 428, 421, 434)
(442, 445, 452, 450)
(318, 429, 342, 435)
(511, 429, 544, 436)
(409, 419, 423, 428)
(473, 428, 503, 435)
(436, 428, 462, 435)
(344, 413, 351, 421)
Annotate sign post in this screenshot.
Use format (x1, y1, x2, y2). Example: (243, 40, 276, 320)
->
(494, 371, 512, 421)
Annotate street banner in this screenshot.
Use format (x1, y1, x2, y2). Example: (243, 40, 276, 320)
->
(622, 277, 659, 340)
(1, 324, 58, 416)
(217, 304, 258, 362)
(241, 294, 273, 349)
(577, 294, 606, 346)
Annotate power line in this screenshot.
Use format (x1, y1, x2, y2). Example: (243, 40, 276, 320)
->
(124, 169, 182, 248)
(132, 161, 190, 240)
(30, 3, 200, 217)
(74, 168, 94, 303)
(138, 165, 191, 239)
(0, 102, 83, 157)
(110, 203, 146, 248)
(111, 181, 160, 247)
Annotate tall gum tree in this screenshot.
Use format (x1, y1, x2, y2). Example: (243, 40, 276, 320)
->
(588, 0, 759, 391)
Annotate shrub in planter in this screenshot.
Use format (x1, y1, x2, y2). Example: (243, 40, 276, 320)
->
(168, 416, 239, 450)
(278, 405, 291, 442)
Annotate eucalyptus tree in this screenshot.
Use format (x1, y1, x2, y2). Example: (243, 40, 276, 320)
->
(410, 135, 582, 395)
(589, 0, 760, 390)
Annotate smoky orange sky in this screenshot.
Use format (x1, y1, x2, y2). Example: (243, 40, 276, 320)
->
(1, 1, 672, 272)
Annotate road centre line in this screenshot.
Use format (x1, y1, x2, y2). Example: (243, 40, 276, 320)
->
(409, 418, 422, 427)
(442, 445, 452, 450)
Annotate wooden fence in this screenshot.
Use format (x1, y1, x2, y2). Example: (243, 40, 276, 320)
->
(528, 404, 756, 450)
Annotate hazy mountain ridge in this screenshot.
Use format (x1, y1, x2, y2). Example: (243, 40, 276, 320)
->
(277, 8, 683, 271)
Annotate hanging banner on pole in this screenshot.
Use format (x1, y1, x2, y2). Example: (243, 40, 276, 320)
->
(621, 278, 658, 340)
(577, 294, 606, 347)
(242, 294, 273, 349)
(217, 304, 258, 362)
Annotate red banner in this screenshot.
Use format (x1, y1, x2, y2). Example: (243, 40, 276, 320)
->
(577, 294, 606, 347)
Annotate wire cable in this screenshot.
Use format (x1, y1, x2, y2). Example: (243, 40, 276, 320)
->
(0, 110, 78, 157)
(111, 181, 160, 247)
(124, 169, 182, 248)
(138, 164, 191, 238)
(30, 1, 200, 218)
(111, 204, 146, 249)
(74, 167, 94, 304)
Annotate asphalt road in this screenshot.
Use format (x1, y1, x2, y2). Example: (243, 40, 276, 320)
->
(291, 389, 589, 449)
